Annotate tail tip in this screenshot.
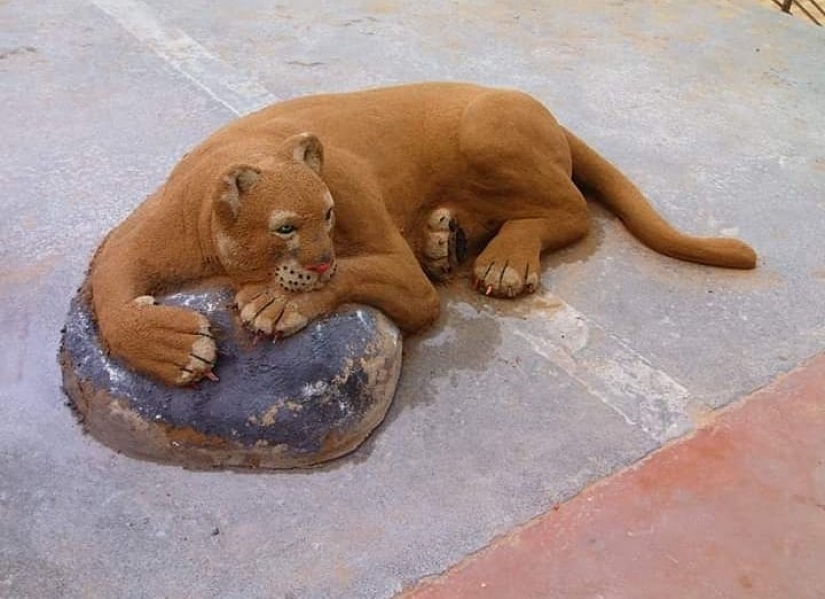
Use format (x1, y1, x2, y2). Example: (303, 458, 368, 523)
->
(721, 239, 758, 269)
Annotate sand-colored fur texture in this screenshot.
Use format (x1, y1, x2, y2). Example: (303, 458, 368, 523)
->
(89, 82, 757, 386)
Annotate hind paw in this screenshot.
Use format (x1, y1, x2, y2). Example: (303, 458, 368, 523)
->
(421, 208, 466, 281)
(473, 255, 540, 298)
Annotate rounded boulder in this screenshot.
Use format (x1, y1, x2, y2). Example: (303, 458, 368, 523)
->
(60, 286, 402, 469)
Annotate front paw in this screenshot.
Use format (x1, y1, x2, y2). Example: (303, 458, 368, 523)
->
(102, 299, 218, 386)
(178, 325, 219, 385)
(235, 286, 309, 338)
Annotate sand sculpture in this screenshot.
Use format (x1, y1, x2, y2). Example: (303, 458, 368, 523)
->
(61, 83, 756, 468)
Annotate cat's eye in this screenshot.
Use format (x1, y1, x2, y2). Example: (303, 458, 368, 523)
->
(275, 224, 296, 236)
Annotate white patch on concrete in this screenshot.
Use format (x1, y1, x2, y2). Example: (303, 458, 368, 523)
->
(419, 325, 459, 349)
(510, 293, 693, 443)
(453, 301, 485, 320)
(419, 301, 484, 348)
(90, 0, 278, 115)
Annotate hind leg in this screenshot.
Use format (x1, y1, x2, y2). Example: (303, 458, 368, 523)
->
(458, 89, 590, 297)
(473, 209, 588, 298)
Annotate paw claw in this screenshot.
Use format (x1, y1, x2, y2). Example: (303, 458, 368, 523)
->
(236, 286, 312, 339)
(176, 325, 218, 385)
(474, 255, 540, 298)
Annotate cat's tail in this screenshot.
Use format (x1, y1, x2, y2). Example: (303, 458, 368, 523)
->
(563, 128, 756, 269)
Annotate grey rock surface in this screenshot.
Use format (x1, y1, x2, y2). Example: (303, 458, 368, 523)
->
(60, 288, 401, 468)
(1, 1, 823, 598)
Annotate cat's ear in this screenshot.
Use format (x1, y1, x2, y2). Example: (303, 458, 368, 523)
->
(214, 164, 260, 224)
(282, 132, 323, 175)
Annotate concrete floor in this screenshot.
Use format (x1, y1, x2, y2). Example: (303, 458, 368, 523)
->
(403, 355, 825, 599)
(1, 1, 823, 597)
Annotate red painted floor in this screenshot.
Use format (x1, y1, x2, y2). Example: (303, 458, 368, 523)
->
(401, 355, 825, 599)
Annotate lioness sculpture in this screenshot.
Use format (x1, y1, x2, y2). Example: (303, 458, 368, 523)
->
(90, 83, 756, 386)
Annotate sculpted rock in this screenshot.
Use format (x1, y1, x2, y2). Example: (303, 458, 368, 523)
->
(60, 286, 401, 469)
